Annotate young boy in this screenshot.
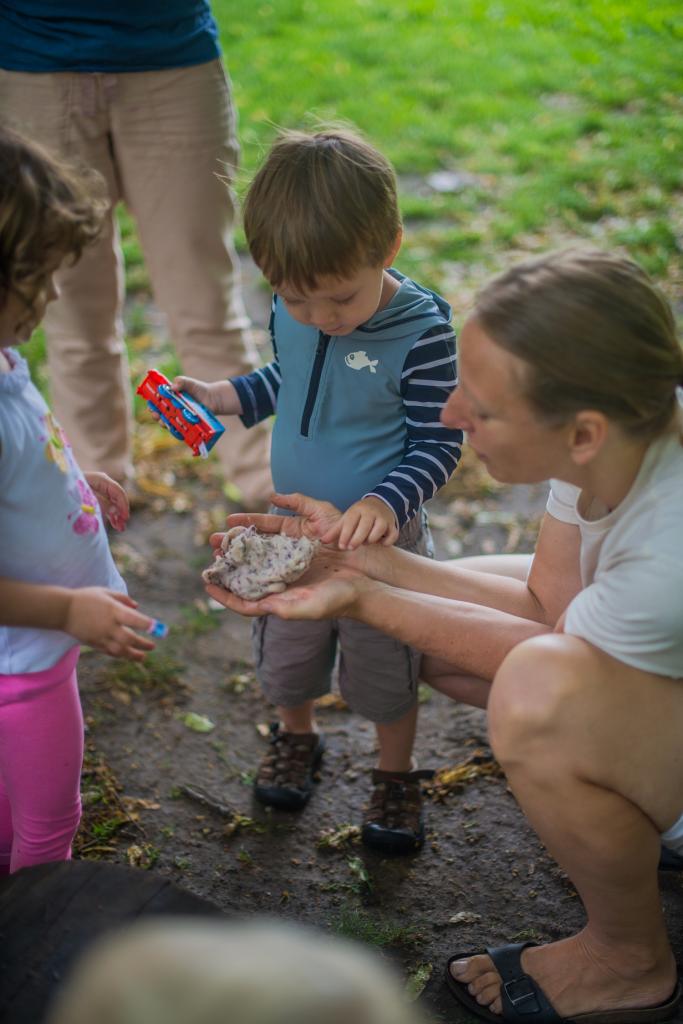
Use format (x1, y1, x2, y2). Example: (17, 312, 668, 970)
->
(176, 127, 463, 854)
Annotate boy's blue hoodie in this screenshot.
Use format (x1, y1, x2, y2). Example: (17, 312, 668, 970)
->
(232, 271, 462, 526)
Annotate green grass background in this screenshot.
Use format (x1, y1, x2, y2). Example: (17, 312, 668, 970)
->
(26, 0, 683, 385)
(216, 0, 682, 283)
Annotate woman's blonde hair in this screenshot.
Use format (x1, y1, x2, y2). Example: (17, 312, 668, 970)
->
(243, 126, 401, 292)
(0, 123, 105, 317)
(474, 248, 683, 440)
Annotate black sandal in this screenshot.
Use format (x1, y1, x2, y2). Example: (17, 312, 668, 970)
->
(444, 942, 682, 1024)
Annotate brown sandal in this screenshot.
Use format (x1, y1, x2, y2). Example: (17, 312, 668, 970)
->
(254, 723, 325, 810)
(362, 767, 434, 855)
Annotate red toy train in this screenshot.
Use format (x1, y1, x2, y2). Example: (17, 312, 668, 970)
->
(136, 369, 225, 458)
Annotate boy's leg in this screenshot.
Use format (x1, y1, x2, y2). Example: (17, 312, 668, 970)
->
(277, 700, 317, 734)
(111, 62, 272, 508)
(448, 634, 682, 1017)
(337, 615, 426, 854)
(252, 615, 334, 810)
(375, 703, 417, 772)
(0, 659, 84, 872)
(0, 69, 134, 484)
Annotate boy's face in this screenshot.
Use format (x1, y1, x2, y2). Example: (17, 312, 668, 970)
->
(277, 264, 397, 336)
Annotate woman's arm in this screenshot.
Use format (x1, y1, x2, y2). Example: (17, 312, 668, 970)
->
(357, 511, 582, 627)
(225, 495, 583, 628)
(205, 511, 583, 679)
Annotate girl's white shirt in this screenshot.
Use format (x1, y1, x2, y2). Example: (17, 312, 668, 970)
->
(0, 348, 125, 674)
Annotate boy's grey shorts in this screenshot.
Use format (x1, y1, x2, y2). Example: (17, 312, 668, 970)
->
(251, 511, 434, 724)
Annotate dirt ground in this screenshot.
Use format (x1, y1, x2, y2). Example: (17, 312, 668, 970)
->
(73, 266, 683, 1022)
(74, 467, 683, 1022)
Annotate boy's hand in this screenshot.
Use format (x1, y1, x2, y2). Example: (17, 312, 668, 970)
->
(84, 472, 129, 532)
(64, 588, 156, 661)
(170, 376, 242, 416)
(321, 496, 399, 550)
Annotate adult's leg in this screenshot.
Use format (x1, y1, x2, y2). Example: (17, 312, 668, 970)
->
(0, 70, 134, 483)
(0, 663, 84, 872)
(450, 634, 682, 1017)
(421, 553, 533, 707)
(112, 62, 272, 507)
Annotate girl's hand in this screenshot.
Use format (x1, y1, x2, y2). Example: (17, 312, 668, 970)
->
(64, 588, 156, 661)
(170, 376, 242, 416)
(319, 496, 399, 549)
(84, 472, 129, 532)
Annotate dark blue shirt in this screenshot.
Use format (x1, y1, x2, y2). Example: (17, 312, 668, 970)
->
(0, 1, 221, 72)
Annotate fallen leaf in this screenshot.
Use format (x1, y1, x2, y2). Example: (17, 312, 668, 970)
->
(448, 911, 482, 925)
(316, 824, 361, 849)
(180, 711, 215, 733)
(314, 693, 348, 710)
(405, 962, 433, 1001)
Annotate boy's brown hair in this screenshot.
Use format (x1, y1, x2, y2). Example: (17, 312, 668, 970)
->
(0, 123, 105, 316)
(474, 248, 683, 441)
(243, 126, 401, 292)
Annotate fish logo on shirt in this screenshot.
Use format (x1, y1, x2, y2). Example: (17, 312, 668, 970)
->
(345, 351, 379, 373)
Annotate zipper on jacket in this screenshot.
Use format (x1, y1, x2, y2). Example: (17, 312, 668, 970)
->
(300, 332, 330, 437)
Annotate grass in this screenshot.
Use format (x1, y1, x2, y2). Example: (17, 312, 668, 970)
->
(210, 0, 682, 289)
(330, 903, 423, 947)
(24, 2, 680, 406)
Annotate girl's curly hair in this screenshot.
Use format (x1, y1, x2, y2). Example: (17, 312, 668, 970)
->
(0, 123, 107, 318)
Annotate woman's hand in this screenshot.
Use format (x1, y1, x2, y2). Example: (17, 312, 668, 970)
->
(223, 491, 344, 541)
(84, 472, 129, 532)
(64, 588, 156, 661)
(204, 546, 371, 621)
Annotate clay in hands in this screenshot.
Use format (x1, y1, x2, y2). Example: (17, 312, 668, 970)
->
(202, 526, 319, 600)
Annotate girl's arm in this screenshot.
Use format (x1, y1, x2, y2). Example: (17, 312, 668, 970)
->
(0, 578, 156, 661)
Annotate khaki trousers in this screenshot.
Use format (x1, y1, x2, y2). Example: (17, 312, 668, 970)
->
(0, 60, 272, 506)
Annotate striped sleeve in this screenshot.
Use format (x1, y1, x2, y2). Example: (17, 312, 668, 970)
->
(231, 297, 281, 428)
(366, 323, 462, 528)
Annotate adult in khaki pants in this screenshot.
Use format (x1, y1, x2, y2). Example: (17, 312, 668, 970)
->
(0, 2, 272, 508)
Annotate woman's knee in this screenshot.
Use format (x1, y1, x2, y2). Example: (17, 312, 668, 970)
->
(488, 634, 593, 763)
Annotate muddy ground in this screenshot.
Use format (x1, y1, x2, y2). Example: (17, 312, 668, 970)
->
(72, 265, 683, 1022)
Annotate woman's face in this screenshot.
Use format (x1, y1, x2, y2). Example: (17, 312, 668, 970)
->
(442, 316, 572, 485)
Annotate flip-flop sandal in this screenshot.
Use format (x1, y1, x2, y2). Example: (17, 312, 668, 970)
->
(444, 942, 682, 1024)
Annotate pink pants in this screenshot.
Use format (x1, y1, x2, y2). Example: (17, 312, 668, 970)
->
(0, 647, 83, 874)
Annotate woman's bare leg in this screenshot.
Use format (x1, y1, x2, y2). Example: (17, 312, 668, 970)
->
(450, 634, 683, 1016)
(421, 554, 533, 708)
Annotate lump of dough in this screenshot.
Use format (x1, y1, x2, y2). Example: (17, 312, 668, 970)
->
(202, 526, 319, 600)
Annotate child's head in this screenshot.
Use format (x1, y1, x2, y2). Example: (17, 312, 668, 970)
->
(0, 123, 105, 342)
(46, 916, 425, 1024)
(243, 126, 402, 332)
